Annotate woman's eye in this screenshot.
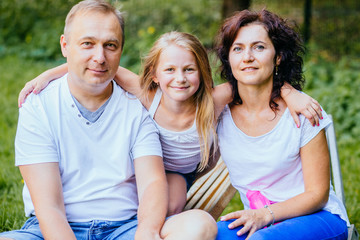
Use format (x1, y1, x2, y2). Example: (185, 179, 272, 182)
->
(165, 68, 174, 72)
(233, 46, 242, 52)
(254, 45, 265, 51)
(185, 68, 195, 72)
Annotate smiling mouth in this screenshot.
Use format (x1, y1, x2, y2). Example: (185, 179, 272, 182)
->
(241, 67, 258, 71)
(171, 86, 189, 90)
(88, 68, 108, 74)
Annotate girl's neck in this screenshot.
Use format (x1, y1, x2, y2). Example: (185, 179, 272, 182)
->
(154, 94, 197, 132)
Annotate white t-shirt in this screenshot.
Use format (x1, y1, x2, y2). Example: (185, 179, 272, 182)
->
(217, 105, 349, 225)
(15, 74, 162, 222)
(148, 88, 201, 174)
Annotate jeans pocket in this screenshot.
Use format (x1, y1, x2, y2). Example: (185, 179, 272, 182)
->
(21, 216, 39, 230)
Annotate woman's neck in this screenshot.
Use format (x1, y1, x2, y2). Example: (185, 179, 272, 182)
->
(237, 81, 272, 114)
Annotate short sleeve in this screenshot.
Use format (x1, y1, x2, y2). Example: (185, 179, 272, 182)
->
(15, 95, 58, 166)
(130, 109, 162, 160)
(300, 108, 332, 148)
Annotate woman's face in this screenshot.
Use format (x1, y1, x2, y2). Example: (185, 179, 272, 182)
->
(228, 23, 279, 87)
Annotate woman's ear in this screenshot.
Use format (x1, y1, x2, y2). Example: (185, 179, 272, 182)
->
(276, 54, 282, 66)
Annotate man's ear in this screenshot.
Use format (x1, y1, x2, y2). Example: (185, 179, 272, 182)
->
(60, 35, 68, 58)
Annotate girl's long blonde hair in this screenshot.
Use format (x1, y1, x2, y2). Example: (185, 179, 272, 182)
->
(140, 31, 216, 171)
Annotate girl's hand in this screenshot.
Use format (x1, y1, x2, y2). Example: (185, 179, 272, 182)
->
(18, 64, 68, 107)
(220, 208, 272, 240)
(287, 91, 322, 128)
(18, 77, 47, 107)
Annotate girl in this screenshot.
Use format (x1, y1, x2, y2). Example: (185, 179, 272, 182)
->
(215, 9, 349, 239)
(18, 31, 322, 217)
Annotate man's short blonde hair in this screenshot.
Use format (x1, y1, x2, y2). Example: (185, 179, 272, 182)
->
(64, 0, 125, 48)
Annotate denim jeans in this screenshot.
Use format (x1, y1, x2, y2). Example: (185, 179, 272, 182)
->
(216, 210, 348, 240)
(0, 215, 138, 240)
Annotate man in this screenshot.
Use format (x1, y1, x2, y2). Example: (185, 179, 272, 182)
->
(0, 0, 217, 239)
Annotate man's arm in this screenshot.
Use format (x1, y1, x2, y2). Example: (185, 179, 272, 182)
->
(134, 156, 168, 240)
(19, 163, 76, 240)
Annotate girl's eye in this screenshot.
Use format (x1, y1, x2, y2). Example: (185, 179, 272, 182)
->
(185, 68, 195, 72)
(165, 68, 174, 72)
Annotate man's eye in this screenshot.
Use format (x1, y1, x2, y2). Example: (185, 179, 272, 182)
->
(106, 43, 117, 49)
(82, 42, 92, 47)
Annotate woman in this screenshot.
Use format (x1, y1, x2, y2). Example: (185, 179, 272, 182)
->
(215, 9, 349, 240)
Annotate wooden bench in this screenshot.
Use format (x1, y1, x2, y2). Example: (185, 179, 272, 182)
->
(186, 115, 359, 240)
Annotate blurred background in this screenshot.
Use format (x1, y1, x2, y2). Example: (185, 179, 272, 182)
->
(0, 0, 359, 232)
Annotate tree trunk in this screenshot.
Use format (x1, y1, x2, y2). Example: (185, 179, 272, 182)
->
(222, 0, 251, 19)
(303, 0, 312, 43)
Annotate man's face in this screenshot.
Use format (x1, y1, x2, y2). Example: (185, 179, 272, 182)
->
(60, 11, 123, 91)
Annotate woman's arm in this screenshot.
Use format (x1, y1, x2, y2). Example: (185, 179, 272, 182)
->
(281, 82, 323, 127)
(219, 130, 330, 239)
(18, 63, 68, 107)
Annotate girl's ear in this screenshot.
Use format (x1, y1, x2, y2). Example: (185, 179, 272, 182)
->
(150, 66, 159, 85)
(152, 77, 159, 85)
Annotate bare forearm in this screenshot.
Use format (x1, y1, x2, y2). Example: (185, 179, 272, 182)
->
(37, 207, 76, 240)
(114, 66, 141, 97)
(136, 180, 168, 239)
(266, 190, 329, 224)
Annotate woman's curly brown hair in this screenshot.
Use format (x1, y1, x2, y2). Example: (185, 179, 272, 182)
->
(215, 9, 305, 110)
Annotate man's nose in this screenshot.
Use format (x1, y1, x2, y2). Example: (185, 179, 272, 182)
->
(93, 46, 106, 64)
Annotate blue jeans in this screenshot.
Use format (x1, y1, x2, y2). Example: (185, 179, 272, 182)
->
(0, 215, 138, 240)
(216, 210, 348, 240)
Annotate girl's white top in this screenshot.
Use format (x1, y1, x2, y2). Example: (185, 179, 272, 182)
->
(149, 88, 201, 174)
(217, 105, 349, 225)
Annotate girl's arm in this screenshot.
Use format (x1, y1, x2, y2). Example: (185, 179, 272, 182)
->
(212, 82, 322, 127)
(18, 63, 68, 107)
(114, 66, 141, 97)
(219, 130, 330, 238)
(212, 82, 233, 120)
(281, 82, 323, 127)
(18, 65, 143, 107)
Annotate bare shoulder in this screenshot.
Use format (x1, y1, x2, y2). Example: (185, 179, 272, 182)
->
(212, 82, 233, 119)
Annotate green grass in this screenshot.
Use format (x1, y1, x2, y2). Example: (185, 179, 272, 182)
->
(0, 56, 359, 233)
(0, 56, 62, 231)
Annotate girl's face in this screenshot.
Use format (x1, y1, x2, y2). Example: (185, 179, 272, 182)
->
(228, 23, 279, 87)
(154, 44, 200, 104)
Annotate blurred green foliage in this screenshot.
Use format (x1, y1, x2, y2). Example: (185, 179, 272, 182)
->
(1, 0, 359, 64)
